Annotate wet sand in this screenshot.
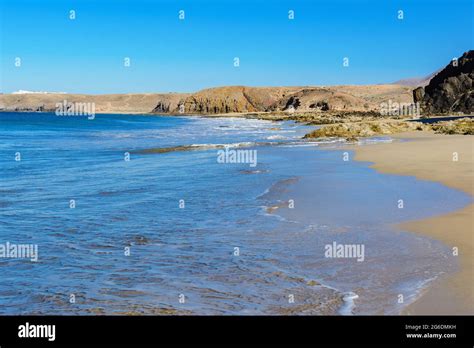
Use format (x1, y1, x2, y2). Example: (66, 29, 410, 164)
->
(350, 131, 473, 314)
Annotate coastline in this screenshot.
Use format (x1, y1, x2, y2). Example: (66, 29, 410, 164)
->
(348, 131, 473, 314)
(2, 111, 472, 314)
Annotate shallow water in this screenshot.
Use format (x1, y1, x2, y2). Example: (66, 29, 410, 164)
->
(0, 112, 470, 315)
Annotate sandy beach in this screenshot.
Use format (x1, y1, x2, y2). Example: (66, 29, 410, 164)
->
(350, 131, 473, 314)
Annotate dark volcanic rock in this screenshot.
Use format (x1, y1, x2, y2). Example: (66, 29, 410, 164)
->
(284, 96, 301, 110)
(309, 101, 330, 111)
(415, 51, 474, 114)
(152, 101, 172, 113)
(413, 87, 424, 104)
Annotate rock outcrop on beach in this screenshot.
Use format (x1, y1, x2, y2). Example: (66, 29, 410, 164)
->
(413, 51, 474, 114)
(261, 110, 385, 124)
(303, 117, 474, 140)
(431, 117, 474, 135)
(303, 121, 429, 140)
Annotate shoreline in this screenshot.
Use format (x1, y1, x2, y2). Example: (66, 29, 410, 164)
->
(2, 111, 472, 314)
(264, 139, 470, 315)
(348, 131, 473, 314)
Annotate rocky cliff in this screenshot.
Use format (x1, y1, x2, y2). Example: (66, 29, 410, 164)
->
(153, 85, 413, 115)
(156, 86, 303, 114)
(414, 51, 473, 114)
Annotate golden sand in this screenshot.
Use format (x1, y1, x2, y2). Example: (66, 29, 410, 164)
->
(351, 132, 473, 314)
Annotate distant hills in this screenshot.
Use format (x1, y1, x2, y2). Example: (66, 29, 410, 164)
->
(1, 51, 472, 116)
(0, 85, 413, 115)
(392, 70, 440, 88)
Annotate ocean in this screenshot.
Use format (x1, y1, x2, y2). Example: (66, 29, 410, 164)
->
(0, 112, 470, 315)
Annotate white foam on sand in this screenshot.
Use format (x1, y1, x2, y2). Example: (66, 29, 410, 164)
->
(339, 292, 359, 315)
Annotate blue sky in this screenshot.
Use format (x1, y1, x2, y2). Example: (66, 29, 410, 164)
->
(0, 0, 472, 94)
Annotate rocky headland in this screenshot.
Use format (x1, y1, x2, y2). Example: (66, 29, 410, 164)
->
(414, 50, 473, 115)
(1, 51, 472, 141)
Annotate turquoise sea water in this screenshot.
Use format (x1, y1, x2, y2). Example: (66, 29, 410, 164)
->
(0, 112, 470, 315)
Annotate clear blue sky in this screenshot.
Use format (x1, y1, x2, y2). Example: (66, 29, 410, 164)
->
(0, 0, 472, 94)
